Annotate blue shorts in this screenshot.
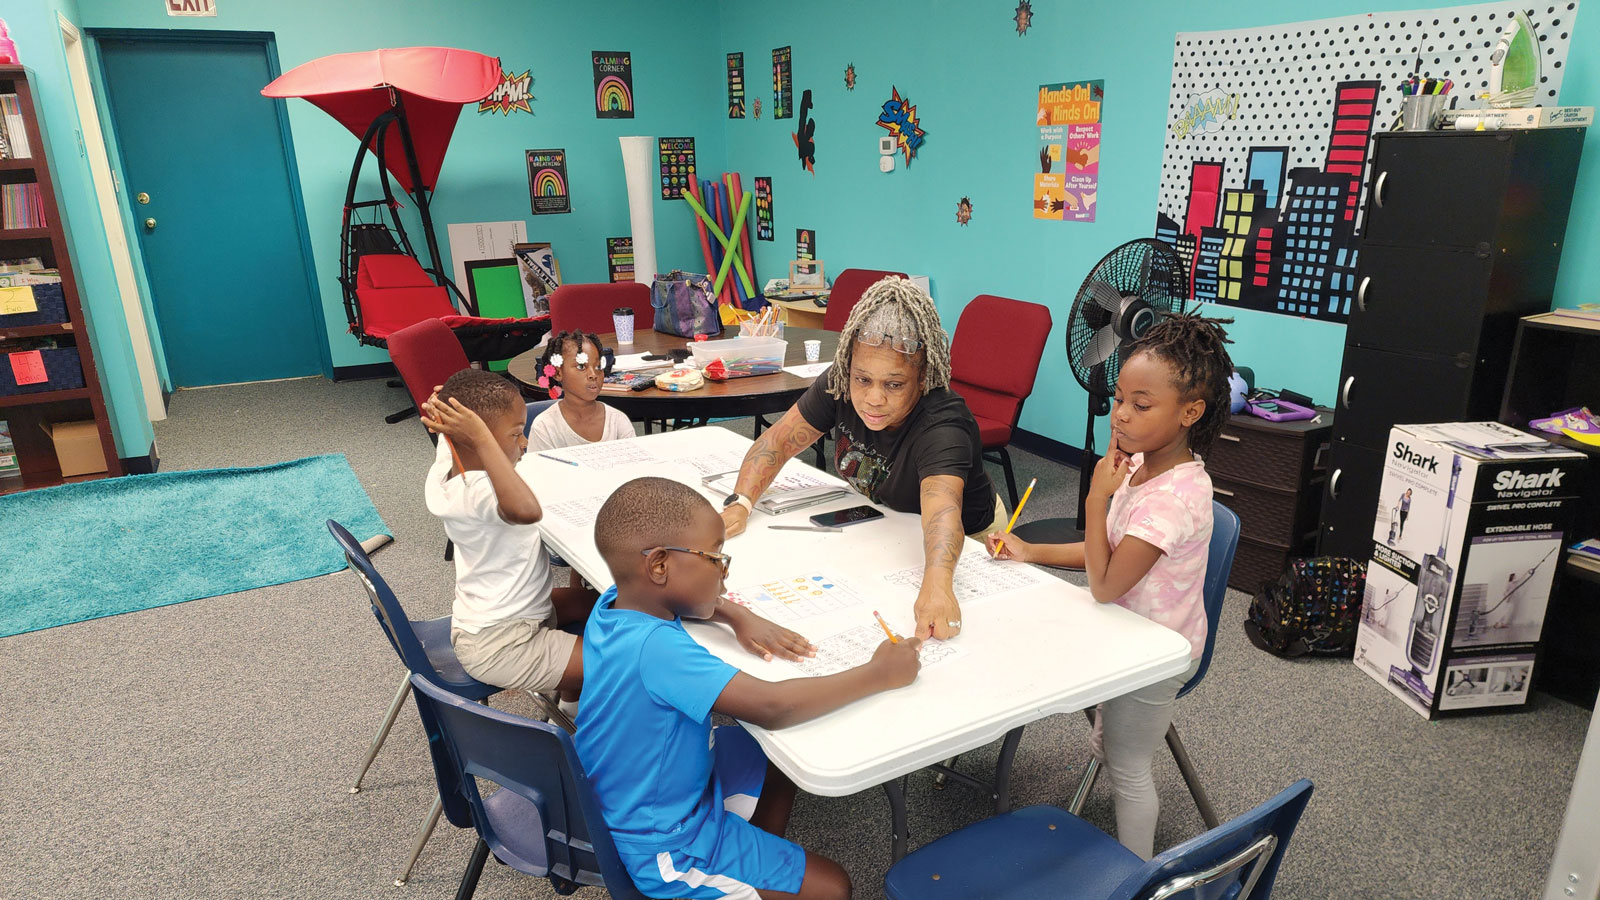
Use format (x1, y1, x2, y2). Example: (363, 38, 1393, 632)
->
(619, 726, 807, 900)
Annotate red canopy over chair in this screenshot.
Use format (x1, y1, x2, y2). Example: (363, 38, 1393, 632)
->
(263, 48, 550, 422)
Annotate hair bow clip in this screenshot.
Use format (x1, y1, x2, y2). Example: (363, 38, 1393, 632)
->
(549, 353, 565, 368)
(542, 363, 558, 378)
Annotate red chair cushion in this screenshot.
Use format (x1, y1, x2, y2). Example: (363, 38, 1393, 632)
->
(549, 282, 651, 337)
(823, 268, 909, 331)
(357, 284, 459, 339)
(358, 253, 436, 289)
(972, 412, 1013, 450)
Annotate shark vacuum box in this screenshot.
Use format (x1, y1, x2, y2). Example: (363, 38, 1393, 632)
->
(1353, 422, 1586, 719)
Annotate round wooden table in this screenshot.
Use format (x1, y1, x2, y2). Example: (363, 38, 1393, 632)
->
(505, 327, 840, 425)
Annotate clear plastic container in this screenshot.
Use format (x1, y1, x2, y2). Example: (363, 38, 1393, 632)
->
(690, 336, 788, 379)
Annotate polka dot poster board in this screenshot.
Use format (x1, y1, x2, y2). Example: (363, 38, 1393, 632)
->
(1156, 2, 1577, 322)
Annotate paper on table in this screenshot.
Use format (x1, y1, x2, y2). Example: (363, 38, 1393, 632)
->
(9, 349, 46, 385)
(781, 361, 832, 379)
(882, 553, 1053, 604)
(611, 352, 674, 373)
(542, 439, 661, 470)
(0, 286, 38, 315)
(544, 495, 607, 531)
(725, 572, 868, 624)
(785, 622, 964, 678)
(672, 447, 751, 478)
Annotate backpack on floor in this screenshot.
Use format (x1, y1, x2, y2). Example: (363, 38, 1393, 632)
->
(1244, 556, 1366, 658)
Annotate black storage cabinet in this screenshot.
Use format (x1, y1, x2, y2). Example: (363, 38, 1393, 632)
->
(1318, 128, 1587, 559)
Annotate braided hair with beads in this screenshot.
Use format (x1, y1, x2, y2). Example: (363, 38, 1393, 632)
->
(1124, 310, 1235, 456)
(826, 277, 952, 399)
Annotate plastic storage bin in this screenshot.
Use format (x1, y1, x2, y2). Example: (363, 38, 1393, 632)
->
(690, 336, 787, 380)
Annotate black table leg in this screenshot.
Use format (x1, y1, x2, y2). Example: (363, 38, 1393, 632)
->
(883, 776, 909, 861)
(994, 726, 1025, 813)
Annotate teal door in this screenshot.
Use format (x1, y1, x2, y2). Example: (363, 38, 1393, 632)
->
(97, 36, 323, 387)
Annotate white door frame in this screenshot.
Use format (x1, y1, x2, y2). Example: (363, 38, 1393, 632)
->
(57, 13, 166, 421)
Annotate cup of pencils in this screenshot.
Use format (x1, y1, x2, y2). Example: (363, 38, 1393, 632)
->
(1400, 76, 1451, 131)
(738, 305, 784, 341)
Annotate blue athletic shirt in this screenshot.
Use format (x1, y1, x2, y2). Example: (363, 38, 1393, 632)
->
(575, 586, 741, 853)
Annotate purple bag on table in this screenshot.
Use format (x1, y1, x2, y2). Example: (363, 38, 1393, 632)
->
(650, 271, 722, 338)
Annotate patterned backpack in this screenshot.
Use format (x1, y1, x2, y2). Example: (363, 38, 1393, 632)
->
(1244, 557, 1367, 658)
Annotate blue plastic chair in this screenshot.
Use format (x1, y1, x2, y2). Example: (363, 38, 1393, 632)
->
(1067, 501, 1241, 830)
(327, 519, 502, 885)
(408, 671, 652, 900)
(884, 778, 1312, 900)
(524, 398, 556, 435)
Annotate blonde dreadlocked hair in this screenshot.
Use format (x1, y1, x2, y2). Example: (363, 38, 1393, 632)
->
(826, 277, 952, 399)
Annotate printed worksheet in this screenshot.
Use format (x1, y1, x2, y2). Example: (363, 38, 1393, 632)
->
(543, 439, 661, 470)
(725, 572, 866, 624)
(673, 448, 751, 478)
(882, 553, 1052, 603)
(786, 623, 965, 677)
(544, 495, 606, 530)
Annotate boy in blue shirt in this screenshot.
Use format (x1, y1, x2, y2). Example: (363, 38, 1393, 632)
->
(578, 476, 923, 900)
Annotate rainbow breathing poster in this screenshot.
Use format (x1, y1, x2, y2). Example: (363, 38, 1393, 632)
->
(592, 51, 634, 119)
(525, 149, 571, 215)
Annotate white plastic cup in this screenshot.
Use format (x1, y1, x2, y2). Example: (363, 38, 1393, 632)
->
(804, 339, 821, 362)
(613, 308, 635, 344)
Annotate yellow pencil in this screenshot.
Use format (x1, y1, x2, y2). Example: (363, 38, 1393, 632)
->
(873, 610, 900, 644)
(992, 477, 1037, 557)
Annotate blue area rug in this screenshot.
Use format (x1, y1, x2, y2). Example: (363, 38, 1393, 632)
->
(0, 454, 390, 638)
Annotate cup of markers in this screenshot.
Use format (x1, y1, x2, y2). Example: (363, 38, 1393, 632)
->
(1399, 76, 1452, 131)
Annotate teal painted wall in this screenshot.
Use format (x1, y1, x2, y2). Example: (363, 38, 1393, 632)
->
(5, 0, 156, 458)
(75, 0, 730, 370)
(714, 0, 1598, 450)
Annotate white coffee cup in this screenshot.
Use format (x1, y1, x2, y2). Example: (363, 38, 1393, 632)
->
(804, 339, 821, 362)
(613, 308, 635, 344)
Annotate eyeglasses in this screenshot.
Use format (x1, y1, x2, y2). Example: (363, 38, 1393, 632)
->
(646, 546, 733, 577)
(854, 330, 923, 355)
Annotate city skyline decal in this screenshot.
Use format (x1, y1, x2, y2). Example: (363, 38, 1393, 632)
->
(1155, 3, 1576, 323)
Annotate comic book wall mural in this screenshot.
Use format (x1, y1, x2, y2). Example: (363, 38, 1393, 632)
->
(1156, 2, 1576, 322)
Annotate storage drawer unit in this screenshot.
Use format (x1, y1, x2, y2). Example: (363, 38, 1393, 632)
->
(1318, 128, 1586, 560)
(1208, 411, 1332, 592)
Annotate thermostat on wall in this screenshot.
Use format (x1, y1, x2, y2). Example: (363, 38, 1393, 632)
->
(878, 136, 895, 155)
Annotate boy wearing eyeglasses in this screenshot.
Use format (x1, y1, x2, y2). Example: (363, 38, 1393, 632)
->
(578, 476, 923, 900)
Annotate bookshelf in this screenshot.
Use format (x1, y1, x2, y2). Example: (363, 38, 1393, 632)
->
(0, 65, 122, 496)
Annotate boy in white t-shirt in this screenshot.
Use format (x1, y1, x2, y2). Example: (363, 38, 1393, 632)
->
(526, 330, 635, 452)
(422, 368, 594, 707)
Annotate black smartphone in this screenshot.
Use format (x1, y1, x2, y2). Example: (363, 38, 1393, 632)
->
(809, 505, 885, 528)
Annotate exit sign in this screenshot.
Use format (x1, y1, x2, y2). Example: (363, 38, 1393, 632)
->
(166, 0, 215, 16)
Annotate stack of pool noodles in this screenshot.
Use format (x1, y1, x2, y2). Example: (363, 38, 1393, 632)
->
(684, 173, 761, 313)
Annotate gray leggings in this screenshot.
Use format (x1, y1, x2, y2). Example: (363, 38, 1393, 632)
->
(1090, 658, 1202, 859)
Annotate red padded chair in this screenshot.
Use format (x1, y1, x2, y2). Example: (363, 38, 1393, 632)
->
(549, 282, 650, 337)
(949, 294, 1054, 508)
(823, 268, 909, 331)
(387, 318, 471, 426)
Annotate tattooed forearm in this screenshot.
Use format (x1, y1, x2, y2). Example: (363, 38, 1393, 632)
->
(920, 475, 965, 576)
(735, 406, 824, 499)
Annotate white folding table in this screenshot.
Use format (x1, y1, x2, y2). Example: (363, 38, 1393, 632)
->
(524, 427, 1192, 858)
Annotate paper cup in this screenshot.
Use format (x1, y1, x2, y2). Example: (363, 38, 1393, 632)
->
(804, 339, 821, 362)
(613, 308, 635, 344)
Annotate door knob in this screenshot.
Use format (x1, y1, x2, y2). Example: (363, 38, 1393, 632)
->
(144, 217, 157, 230)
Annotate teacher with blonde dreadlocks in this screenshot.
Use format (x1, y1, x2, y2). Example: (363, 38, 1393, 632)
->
(720, 277, 1007, 640)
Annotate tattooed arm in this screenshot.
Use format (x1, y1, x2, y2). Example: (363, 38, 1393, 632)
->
(912, 474, 966, 640)
(721, 405, 825, 537)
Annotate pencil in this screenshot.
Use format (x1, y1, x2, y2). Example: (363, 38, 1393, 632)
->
(873, 610, 900, 644)
(538, 452, 580, 467)
(992, 477, 1038, 557)
(442, 435, 467, 477)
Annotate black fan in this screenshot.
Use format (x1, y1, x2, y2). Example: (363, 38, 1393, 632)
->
(1016, 239, 1188, 544)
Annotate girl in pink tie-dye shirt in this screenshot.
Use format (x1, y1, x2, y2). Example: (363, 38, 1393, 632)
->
(987, 313, 1233, 859)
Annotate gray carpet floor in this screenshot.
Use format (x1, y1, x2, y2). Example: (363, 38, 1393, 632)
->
(0, 375, 1588, 899)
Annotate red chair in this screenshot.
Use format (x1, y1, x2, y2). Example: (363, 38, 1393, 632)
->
(387, 318, 470, 426)
(949, 294, 1054, 508)
(823, 268, 909, 331)
(549, 282, 650, 337)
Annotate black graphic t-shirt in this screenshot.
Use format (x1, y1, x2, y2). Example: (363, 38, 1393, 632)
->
(796, 379, 997, 533)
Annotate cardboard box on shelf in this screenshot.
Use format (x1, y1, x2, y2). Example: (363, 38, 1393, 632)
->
(40, 420, 106, 477)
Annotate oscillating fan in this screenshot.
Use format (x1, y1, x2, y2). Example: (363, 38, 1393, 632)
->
(1014, 239, 1188, 543)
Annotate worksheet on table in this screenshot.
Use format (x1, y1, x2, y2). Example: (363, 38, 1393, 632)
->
(881, 553, 1054, 603)
(724, 572, 867, 624)
(544, 495, 607, 530)
(785, 623, 964, 677)
(543, 439, 662, 470)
